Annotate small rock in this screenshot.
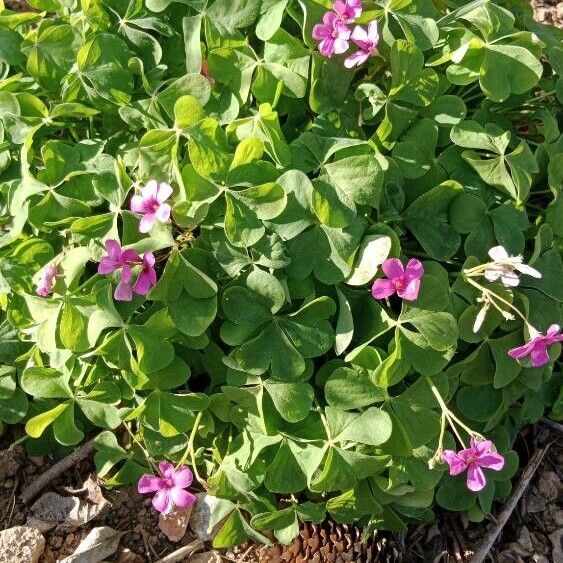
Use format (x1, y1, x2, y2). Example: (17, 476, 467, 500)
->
(549, 529, 563, 563)
(189, 494, 228, 541)
(538, 471, 560, 501)
(158, 505, 193, 542)
(0, 525, 45, 563)
(189, 550, 222, 563)
(518, 526, 533, 552)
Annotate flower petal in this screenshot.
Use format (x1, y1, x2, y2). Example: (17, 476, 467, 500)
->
(397, 278, 420, 301)
(159, 461, 175, 478)
(514, 263, 541, 278)
(138, 475, 162, 494)
(350, 25, 368, 43)
(381, 258, 404, 280)
(312, 24, 330, 40)
(171, 488, 197, 509)
(488, 245, 509, 261)
(114, 281, 133, 301)
(466, 465, 487, 492)
(405, 258, 424, 281)
(139, 212, 156, 234)
(367, 20, 379, 42)
(122, 249, 142, 264)
(133, 271, 154, 296)
(156, 182, 173, 204)
(152, 489, 172, 514)
(344, 50, 369, 68)
(130, 194, 146, 213)
(105, 239, 122, 261)
(98, 257, 118, 275)
(483, 266, 502, 282)
(500, 271, 520, 287)
(172, 466, 193, 488)
(508, 341, 535, 359)
(441, 450, 467, 476)
(471, 438, 492, 455)
(333, 37, 350, 54)
(477, 453, 505, 471)
(142, 180, 159, 201)
(155, 203, 171, 223)
(318, 38, 335, 57)
(143, 252, 156, 268)
(530, 345, 549, 367)
(371, 279, 396, 300)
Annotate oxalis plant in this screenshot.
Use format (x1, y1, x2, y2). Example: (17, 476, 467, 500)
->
(0, 0, 562, 548)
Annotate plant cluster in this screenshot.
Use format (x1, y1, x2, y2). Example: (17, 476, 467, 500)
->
(0, 0, 562, 547)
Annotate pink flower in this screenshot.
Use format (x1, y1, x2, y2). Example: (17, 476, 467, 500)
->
(98, 239, 142, 302)
(442, 438, 505, 492)
(132, 252, 157, 296)
(508, 324, 563, 368)
(334, 0, 362, 23)
(312, 12, 352, 58)
(138, 462, 196, 515)
(130, 180, 173, 234)
(36, 264, 57, 297)
(344, 20, 379, 68)
(371, 258, 424, 301)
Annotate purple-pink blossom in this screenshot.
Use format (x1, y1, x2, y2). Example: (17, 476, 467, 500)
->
(130, 180, 173, 234)
(132, 251, 157, 296)
(508, 324, 563, 368)
(334, 0, 362, 24)
(312, 11, 352, 58)
(442, 438, 505, 492)
(371, 258, 424, 302)
(138, 462, 196, 515)
(345, 20, 379, 68)
(98, 239, 157, 301)
(36, 264, 58, 297)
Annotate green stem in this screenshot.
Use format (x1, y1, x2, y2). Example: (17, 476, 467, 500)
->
(123, 422, 158, 473)
(176, 412, 207, 487)
(315, 398, 332, 441)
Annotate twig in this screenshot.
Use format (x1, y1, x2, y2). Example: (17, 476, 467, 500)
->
(468, 443, 551, 563)
(20, 437, 96, 504)
(540, 417, 563, 434)
(154, 539, 204, 563)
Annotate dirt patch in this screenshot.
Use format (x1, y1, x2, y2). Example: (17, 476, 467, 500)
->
(0, 438, 199, 562)
(532, 0, 563, 26)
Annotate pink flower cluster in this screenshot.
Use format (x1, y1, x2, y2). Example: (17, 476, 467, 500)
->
(509, 324, 563, 368)
(371, 258, 424, 302)
(442, 438, 505, 492)
(36, 264, 58, 297)
(98, 239, 157, 301)
(138, 462, 196, 515)
(130, 180, 172, 234)
(312, 1, 379, 68)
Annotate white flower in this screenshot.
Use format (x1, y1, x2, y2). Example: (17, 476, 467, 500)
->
(484, 246, 542, 287)
(473, 300, 489, 333)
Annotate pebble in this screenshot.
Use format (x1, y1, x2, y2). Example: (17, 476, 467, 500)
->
(189, 550, 222, 563)
(0, 526, 45, 563)
(189, 494, 225, 541)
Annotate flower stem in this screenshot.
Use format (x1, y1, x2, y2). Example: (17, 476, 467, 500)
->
(177, 411, 207, 488)
(463, 276, 533, 329)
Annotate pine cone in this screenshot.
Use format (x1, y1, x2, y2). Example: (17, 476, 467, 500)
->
(259, 521, 403, 562)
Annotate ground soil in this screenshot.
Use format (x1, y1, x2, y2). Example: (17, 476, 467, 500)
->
(532, 0, 563, 27)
